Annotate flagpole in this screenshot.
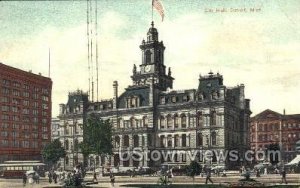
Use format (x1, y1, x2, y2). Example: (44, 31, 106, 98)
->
(151, 0, 153, 22)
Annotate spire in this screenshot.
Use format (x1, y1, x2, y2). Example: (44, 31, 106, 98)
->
(147, 21, 158, 42)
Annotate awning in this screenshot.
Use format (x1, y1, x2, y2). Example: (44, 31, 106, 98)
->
(286, 154, 300, 166)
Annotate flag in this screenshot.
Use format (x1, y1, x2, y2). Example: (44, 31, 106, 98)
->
(152, 0, 165, 21)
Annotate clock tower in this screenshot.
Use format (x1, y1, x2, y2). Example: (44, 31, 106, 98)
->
(131, 21, 174, 91)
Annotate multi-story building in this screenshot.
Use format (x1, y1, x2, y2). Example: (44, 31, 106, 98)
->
(250, 109, 300, 163)
(85, 22, 251, 170)
(57, 90, 88, 171)
(0, 63, 52, 163)
(51, 118, 60, 141)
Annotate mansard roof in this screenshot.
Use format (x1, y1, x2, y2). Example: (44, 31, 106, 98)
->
(117, 86, 150, 108)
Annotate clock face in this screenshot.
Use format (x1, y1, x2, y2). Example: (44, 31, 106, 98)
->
(145, 65, 151, 72)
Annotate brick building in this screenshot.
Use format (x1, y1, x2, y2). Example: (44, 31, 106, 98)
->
(0, 63, 52, 163)
(250, 109, 300, 163)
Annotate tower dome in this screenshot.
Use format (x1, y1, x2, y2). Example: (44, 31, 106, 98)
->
(147, 21, 158, 42)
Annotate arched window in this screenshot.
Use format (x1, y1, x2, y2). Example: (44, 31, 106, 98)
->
(181, 114, 186, 128)
(174, 135, 179, 147)
(174, 114, 179, 128)
(167, 135, 172, 147)
(197, 112, 203, 127)
(160, 116, 165, 129)
(65, 156, 69, 165)
(143, 116, 148, 127)
(167, 115, 172, 129)
(133, 135, 139, 147)
(124, 135, 129, 147)
(174, 153, 179, 162)
(117, 118, 121, 129)
(182, 134, 187, 147)
(130, 117, 135, 128)
(210, 110, 217, 126)
(197, 133, 203, 146)
(145, 50, 151, 64)
(211, 132, 217, 146)
(114, 154, 120, 167)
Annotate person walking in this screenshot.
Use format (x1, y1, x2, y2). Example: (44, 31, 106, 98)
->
(53, 172, 58, 184)
(22, 173, 27, 187)
(110, 173, 115, 187)
(281, 168, 287, 184)
(205, 168, 213, 184)
(48, 171, 52, 184)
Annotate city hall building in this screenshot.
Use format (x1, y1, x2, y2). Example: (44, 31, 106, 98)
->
(88, 22, 252, 170)
(57, 22, 251, 171)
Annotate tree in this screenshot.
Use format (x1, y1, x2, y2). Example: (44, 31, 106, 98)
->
(186, 161, 202, 184)
(80, 113, 113, 167)
(42, 139, 66, 168)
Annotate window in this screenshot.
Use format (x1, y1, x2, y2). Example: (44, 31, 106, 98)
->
(42, 104, 48, 110)
(1, 105, 9, 112)
(182, 134, 187, 147)
(197, 112, 203, 127)
(12, 98, 20, 105)
(2, 87, 10, 95)
(160, 116, 165, 129)
(42, 95, 49, 102)
(12, 115, 19, 121)
(210, 111, 216, 126)
(174, 135, 179, 147)
(1, 97, 9, 103)
(2, 79, 10, 86)
(42, 134, 48, 139)
(174, 115, 179, 128)
(65, 140, 69, 150)
(171, 96, 177, 103)
(21, 141, 30, 148)
(143, 116, 148, 127)
(13, 81, 20, 88)
(145, 50, 151, 64)
(160, 97, 165, 104)
(197, 133, 203, 146)
(23, 100, 29, 106)
(12, 90, 20, 96)
(211, 132, 217, 146)
(167, 115, 172, 129)
(1, 114, 9, 120)
(12, 124, 19, 129)
(22, 108, 29, 114)
(23, 84, 29, 90)
(33, 110, 38, 115)
(1, 131, 9, 137)
(181, 114, 186, 128)
(42, 127, 48, 132)
(123, 135, 129, 147)
(23, 91, 29, 98)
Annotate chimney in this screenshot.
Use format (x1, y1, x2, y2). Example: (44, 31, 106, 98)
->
(283, 109, 286, 116)
(113, 81, 118, 109)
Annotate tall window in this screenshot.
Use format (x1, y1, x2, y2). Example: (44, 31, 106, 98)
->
(182, 134, 187, 147)
(65, 140, 69, 150)
(197, 133, 203, 146)
(210, 111, 216, 126)
(197, 112, 203, 127)
(145, 50, 151, 64)
(167, 115, 172, 129)
(115, 136, 120, 148)
(160, 116, 165, 129)
(123, 135, 129, 147)
(211, 132, 217, 146)
(174, 114, 179, 128)
(133, 135, 139, 147)
(181, 114, 186, 128)
(143, 116, 148, 127)
(174, 135, 179, 147)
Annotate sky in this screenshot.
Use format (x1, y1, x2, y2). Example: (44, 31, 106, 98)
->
(1, 0, 300, 117)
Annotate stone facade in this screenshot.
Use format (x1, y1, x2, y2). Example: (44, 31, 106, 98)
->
(87, 22, 251, 171)
(56, 90, 88, 171)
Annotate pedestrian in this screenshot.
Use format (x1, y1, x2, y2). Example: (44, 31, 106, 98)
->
(205, 168, 213, 184)
(53, 172, 58, 184)
(256, 169, 260, 177)
(34, 172, 39, 184)
(48, 171, 52, 184)
(281, 168, 287, 184)
(110, 173, 115, 187)
(93, 172, 98, 182)
(22, 173, 27, 187)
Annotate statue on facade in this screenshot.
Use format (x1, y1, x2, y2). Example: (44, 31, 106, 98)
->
(133, 64, 137, 75)
(168, 67, 171, 76)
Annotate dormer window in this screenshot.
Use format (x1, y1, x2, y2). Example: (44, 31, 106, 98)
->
(183, 95, 190, 102)
(160, 97, 165, 104)
(171, 96, 177, 103)
(126, 96, 140, 108)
